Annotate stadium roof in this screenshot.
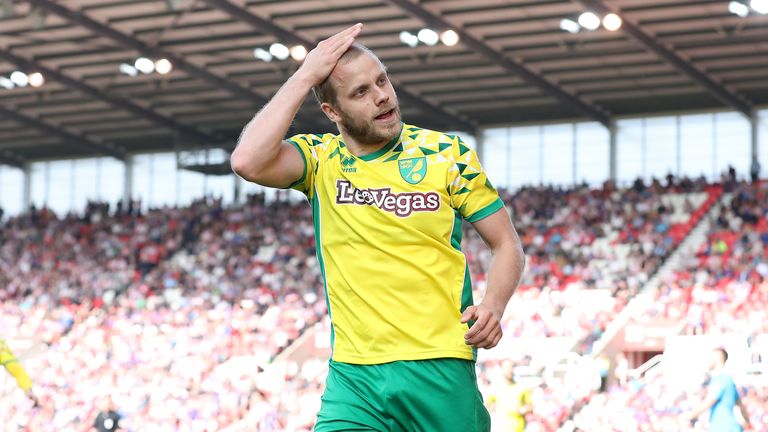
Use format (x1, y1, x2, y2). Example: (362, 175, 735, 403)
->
(0, 0, 766, 164)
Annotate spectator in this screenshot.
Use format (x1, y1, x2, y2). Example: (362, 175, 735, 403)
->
(93, 398, 122, 432)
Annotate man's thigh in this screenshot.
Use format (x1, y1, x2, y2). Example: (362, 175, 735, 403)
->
(314, 359, 490, 432)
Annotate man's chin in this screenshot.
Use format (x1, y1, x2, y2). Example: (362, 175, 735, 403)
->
(342, 116, 402, 146)
(382, 115, 402, 133)
(380, 122, 401, 141)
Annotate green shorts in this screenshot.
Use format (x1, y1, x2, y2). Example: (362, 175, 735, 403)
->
(314, 358, 491, 432)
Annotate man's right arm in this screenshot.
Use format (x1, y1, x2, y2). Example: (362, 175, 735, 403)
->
(230, 23, 362, 188)
(230, 74, 314, 188)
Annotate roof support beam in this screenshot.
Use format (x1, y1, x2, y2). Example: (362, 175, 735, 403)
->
(0, 49, 221, 147)
(26, 0, 325, 130)
(199, 0, 477, 133)
(577, 0, 753, 117)
(386, 0, 611, 127)
(0, 105, 126, 160)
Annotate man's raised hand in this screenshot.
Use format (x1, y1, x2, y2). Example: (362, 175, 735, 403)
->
(296, 23, 363, 86)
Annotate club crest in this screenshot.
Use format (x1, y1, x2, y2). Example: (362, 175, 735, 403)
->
(398, 157, 427, 185)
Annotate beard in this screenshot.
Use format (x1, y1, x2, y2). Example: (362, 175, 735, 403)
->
(338, 104, 402, 145)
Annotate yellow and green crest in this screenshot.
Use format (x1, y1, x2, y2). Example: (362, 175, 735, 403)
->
(398, 157, 427, 185)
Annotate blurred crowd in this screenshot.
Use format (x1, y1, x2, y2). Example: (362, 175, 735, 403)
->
(570, 370, 768, 432)
(0, 194, 320, 307)
(2, 175, 766, 431)
(647, 181, 768, 351)
(1, 194, 324, 431)
(569, 180, 768, 432)
(464, 176, 719, 352)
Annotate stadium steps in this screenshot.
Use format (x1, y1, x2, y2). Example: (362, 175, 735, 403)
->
(644, 193, 731, 288)
(557, 190, 729, 430)
(589, 189, 728, 359)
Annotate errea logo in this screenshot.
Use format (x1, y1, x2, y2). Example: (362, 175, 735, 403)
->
(341, 155, 357, 173)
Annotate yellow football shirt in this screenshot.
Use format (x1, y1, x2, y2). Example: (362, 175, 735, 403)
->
(488, 384, 531, 432)
(1, 338, 32, 392)
(287, 123, 503, 364)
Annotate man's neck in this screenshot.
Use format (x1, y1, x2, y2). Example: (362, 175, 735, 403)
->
(343, 136, 388, 158)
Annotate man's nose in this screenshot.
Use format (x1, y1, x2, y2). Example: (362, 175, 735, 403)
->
(374, 87, 389, 106)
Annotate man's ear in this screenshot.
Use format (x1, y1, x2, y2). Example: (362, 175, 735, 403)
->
(320, 102, 341, 123)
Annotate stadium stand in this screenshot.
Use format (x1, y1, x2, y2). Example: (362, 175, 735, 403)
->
(5, 175, 766, 431)
(2, 0, 768, 429)
(1, 194, 324, 431)
(465, 177, 721, 351)
(3, 173, 768, 431)
(565, 180, 768, 432)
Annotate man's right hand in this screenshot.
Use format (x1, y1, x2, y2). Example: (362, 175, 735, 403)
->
(296, 23, 363, 86)
(231, 24, 362, 187)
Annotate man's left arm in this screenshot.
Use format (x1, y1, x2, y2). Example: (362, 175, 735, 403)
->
(688, 380, 721, 423)
(736, 396, 751, 430)
(461, 208, 525, 349)
(688, 394, 717, 423)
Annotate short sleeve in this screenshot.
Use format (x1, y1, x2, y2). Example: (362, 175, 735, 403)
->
(707, 376, 725, 402)
(447, 137, 504, 222)
(285, 134, 319, 196)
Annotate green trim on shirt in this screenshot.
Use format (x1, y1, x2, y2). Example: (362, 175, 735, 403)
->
(466, 198, 504, 223)
(358, 124, 404, 161)
(286, 139, 308, 189)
